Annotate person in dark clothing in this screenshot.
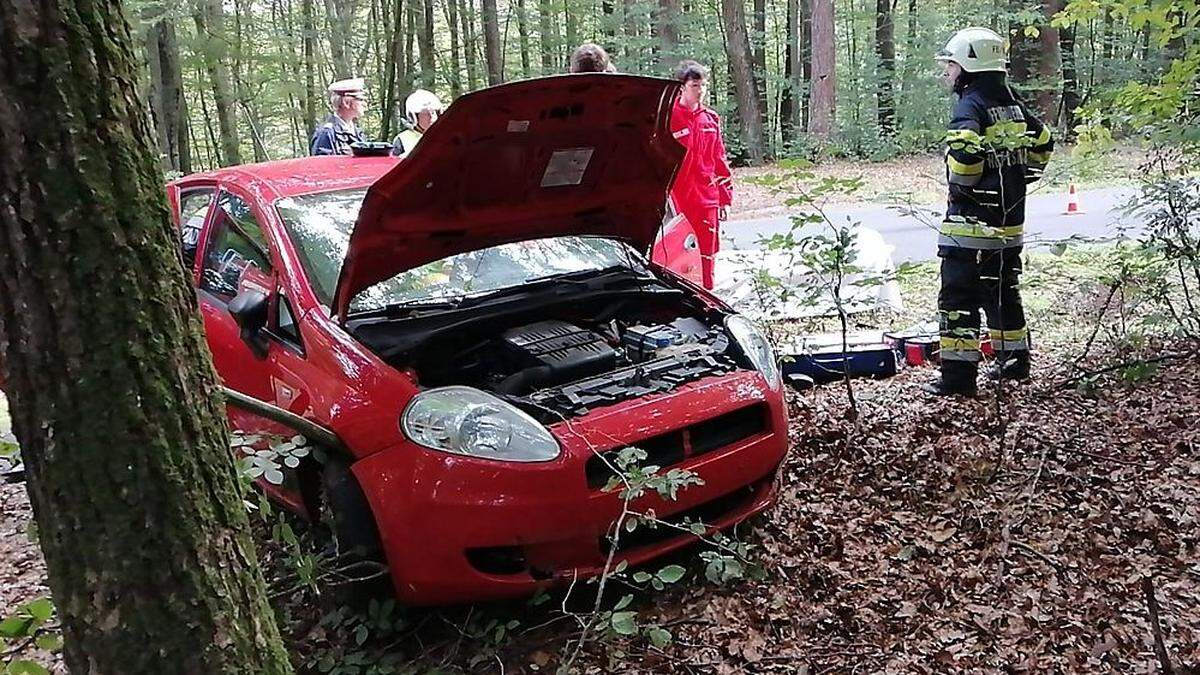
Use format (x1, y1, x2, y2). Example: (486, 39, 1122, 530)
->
(924, 27, 1054, 397)
(310, 78, 367, 156)
(569, 43, 616, 73)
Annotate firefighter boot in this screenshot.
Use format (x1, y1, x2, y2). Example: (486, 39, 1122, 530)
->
(922, 362, 978, 397)
(984, 351, 1031, 381)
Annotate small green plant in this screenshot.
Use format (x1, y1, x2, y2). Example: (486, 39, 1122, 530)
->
(0, 597, 60, 675)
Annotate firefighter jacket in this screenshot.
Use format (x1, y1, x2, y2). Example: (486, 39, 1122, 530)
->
(941, 77, 1054, 250)
(669, 100, 733, 216)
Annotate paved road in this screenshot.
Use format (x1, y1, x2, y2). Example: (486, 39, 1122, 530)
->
(725, 186, 1144, 262)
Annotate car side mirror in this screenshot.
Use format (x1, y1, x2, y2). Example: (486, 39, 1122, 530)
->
(229, 289, 269, 359)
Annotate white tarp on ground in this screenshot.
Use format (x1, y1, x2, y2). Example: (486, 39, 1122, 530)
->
(712, 225, 903, 321)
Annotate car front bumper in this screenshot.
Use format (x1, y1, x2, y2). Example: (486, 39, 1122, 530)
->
(353, 370, 789, 605)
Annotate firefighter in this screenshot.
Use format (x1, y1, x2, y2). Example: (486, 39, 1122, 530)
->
(392, 89, 443, 156)
(669, 60, 733, 291)
(310, 77, 367, 156)
(925, 27, 1054, 397)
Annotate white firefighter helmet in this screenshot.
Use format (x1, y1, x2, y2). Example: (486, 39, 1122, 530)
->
(405, 89, 444, 124)
(935, 27, 1007, 73)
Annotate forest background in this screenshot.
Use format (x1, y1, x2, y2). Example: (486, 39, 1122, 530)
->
(145, 0, 1156, 174)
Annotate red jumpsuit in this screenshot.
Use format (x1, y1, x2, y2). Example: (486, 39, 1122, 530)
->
(669, 100, 733, 290)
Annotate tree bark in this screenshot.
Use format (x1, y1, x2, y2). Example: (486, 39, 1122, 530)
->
(324, 0, 356, 78)
(381, 0, 408, 136)
(808, 0, 835, 138)
(622, 0, 638, 69)
(416, 0, 434, 86)
(482, 0, 504, 84)
(143, 10, 191, 173)
(780, 0, 799, 144)
(0, 0, 292, 670)
(461, 0, 480, 88)
(752, 0, 768, 145)
(874, 0, 895, 136)
(538, 0, 557, 72)
(1058, 18, 1080, 134)
(444, 0, 464, 95)
(302, 0, 317, 138)
(721, 0, 766, 164)
(193, 0, 241, 165)
(1034, 0, 1061, 120)
(656, 0, 680, 71)
(515, 0, 532, 77)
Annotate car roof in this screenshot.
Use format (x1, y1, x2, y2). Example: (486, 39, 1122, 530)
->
(170, 155, 400, 200)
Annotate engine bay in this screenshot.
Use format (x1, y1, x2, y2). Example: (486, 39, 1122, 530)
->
(350, 286, 746, 421)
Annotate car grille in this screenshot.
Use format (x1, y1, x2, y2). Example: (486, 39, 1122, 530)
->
(600, 471, 774, 554)
(584, 404, 769, 490)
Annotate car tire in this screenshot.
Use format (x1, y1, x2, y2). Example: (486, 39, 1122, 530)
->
(318, 457, 392, 603)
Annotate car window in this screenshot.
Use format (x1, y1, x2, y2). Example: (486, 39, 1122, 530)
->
(276, 188, 646, 314)
(200, 192, 273, 300)
(272, 293, 303, 350)
(178, 189, 215, 267)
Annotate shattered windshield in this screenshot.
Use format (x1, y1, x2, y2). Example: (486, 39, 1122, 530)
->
(276, 188, 646, 314)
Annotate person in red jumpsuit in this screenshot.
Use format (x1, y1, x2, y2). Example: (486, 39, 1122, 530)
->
(669, 60, 733, 291)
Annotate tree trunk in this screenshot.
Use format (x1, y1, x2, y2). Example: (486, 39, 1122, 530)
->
(461, 0, 480, 88)
(1058, 19, 1080, 135)
(482, 0, 504, 83)
(563, 0, 578, 53)
(381, 0, 407, 136)
(1008, 0, 1034, 82)
(622, 0, 638, 69)
(324, 0, 355, 78)
(1034, 0, 1061, 120)
(417, 0, 435, 86)
(444, 0, 464, 95)
(538, 0, 557, 72)
(800, 0, 811, 131)
(143, 11, 191, 173)
(193, 0, 241, 165)
(516, 0, 532, 77)
(0, 0, 292, 670)
(752, 0, 768, 147)
(302, 0, 317, 138)
(808, 0, 835, 138)
(874, 0, 895, 136)
(656, 0, 680, 71)
(721, 0, 766, 164)
(780, 0, 799, 144)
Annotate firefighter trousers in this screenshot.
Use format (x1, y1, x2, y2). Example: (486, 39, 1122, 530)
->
(938, 245, 1030, 389)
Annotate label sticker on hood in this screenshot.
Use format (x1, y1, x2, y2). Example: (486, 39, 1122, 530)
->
(541, 147, 594, 188)
(507, 120, 530, 132)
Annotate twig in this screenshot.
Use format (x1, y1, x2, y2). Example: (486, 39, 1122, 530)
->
(1056, 445, 1154, 468)
(1011, 540, 1063, 573)
(1142, 576, 1175, 675)
(1056, 351, 1194, 390)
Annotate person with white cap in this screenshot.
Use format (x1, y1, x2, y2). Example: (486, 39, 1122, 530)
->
(310, 77, 367, 156)
(923, 27, 1054, 397)
(391, 89, 443, 156)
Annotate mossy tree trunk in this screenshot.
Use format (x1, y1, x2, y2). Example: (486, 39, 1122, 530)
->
(0, 0, 293, 671)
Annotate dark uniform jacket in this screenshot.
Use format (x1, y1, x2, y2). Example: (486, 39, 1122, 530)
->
(941, 75, 1054, 250)
(310, 115, 364, 156)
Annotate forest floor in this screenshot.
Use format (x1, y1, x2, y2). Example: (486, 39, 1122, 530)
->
(729, 142, 1150, 218)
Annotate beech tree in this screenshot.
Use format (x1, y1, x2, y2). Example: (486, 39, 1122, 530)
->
(0, 0, 292, 670)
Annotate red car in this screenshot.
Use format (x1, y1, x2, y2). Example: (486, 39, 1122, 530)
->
(166, 75, 788, 605)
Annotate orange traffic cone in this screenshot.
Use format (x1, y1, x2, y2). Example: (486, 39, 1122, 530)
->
(1063, 183, 1084, 215)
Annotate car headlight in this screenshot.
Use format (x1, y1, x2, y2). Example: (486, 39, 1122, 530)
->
(726, 315, 781, 389)
(402, 386, 560, 462)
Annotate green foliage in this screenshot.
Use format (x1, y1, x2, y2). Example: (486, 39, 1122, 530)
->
(1, 597, 61, 675)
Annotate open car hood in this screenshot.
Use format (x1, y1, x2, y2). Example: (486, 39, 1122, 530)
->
(333, 74, 684, 318)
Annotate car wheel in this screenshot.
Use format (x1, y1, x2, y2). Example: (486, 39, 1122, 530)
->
(318, 457, 391, 603)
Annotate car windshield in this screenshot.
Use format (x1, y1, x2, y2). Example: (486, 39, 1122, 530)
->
(276, 188, 647, 314)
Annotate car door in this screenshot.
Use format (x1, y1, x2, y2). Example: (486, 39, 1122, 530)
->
(195, 189, 278, 402)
